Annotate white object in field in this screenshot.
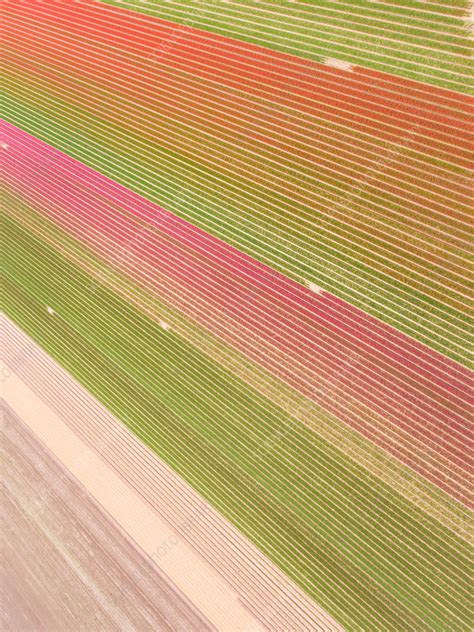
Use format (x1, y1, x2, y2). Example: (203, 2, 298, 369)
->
(0, 142, 9, 150)
(46, 307, 55, 316)
(323, 58, 354, 72)
(159, 320, 171, 331)
(308, 282, 323, 294)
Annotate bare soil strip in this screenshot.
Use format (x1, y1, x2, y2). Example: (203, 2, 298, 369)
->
(1, 402, 215, 632)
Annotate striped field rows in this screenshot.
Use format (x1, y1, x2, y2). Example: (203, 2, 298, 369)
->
(2, 0, 472, 364)
(1, 0, 472, 629)
(2, 205, 472, 631)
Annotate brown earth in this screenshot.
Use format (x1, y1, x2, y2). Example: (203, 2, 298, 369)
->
(1, 402, 215, 632)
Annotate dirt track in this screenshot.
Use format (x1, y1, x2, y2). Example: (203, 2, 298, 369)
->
(1, 402, 214, 631)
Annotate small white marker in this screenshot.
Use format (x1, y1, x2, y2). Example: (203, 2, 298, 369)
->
(308, 282, 323, 294)
(323, 58, 354, 72)
(159, 320, 170, 331)
(0, 142, 9, 150)
(47, 306, 55, 315)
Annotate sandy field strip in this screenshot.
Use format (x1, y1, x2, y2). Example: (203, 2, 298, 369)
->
(0, 373, 265, 632)
(1, 402, 215, 632)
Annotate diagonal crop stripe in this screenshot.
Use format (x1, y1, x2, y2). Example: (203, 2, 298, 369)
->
(2, 216, 472, 631)
(1, 122, 472, 630)
(1, 0, 471, 365)
(1, 0, 472, 630)
(2, 123, 472, 509)
(99, 0, 473, 93)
